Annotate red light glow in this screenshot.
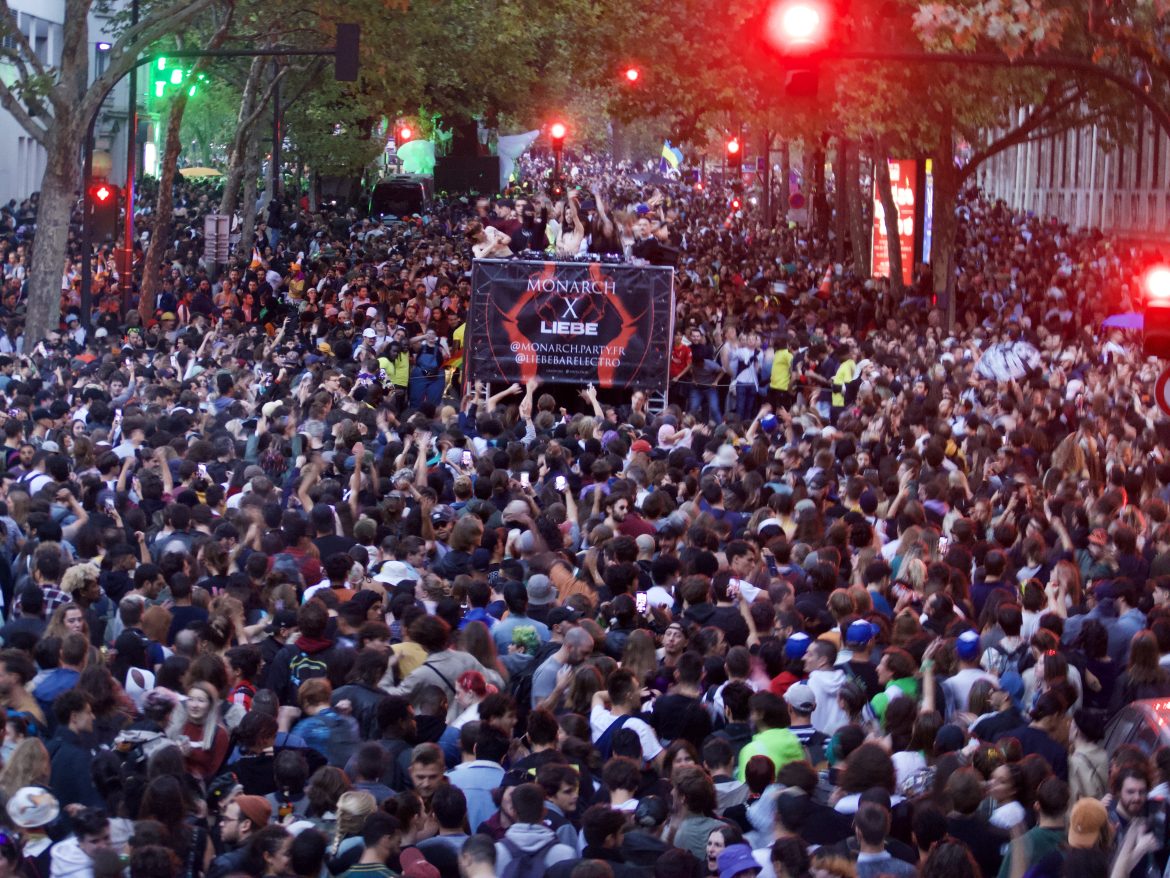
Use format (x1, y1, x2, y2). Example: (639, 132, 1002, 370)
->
(727, 139, 741, 155)
(1148, 267, 1170, 303)
(765, 0, 830, 52)
(399, 126, 412, 141)
(94, 186, 111, 202)
(550, 123, 567, 140)
(625, 67, 640, 82)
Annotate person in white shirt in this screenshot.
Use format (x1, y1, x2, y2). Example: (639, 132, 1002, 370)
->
(943, 631, 997, 718)
(590, 668, 663, 767)
(466, 221, 512, 260)
(802, 640, 849, 736)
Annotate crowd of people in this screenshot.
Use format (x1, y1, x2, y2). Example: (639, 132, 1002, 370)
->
(0, 148, 1160, 878)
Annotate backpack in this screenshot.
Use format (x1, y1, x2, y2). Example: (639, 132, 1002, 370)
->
(499, 837, 557, 878)
(986, 640, 1028, 676)
(509, 640, 561, 726)
(288, 649, 329, 691)
(317, 710, 360, 768)
(594, 714, 634, 760)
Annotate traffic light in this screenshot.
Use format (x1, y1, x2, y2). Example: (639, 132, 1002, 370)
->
(87, 181, 120, 243)
(764, 0, 832, 54)
(398, 125, 413, 143)
(624, 66, 640, 83)
(1144, 266, 1170, 357)
(550, 122, 567, 151)
(334, 23, 360, 82)
(726, 137, 742, 170)
(761, 0, 834, 97)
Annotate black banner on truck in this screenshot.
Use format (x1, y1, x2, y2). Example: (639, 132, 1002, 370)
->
(465, 259, 676, 393)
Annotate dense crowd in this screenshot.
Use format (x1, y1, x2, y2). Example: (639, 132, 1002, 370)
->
(0, 149, 1161, 878)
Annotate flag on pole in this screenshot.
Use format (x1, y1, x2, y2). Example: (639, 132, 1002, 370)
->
(659, 141, 683, 172)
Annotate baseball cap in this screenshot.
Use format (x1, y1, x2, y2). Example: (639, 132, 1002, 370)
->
(6, 787, 60, 829)
(785, 632, 811, 660)
(1068, 798, 1110, 848)
(548, 606, 581, 626)
(717, 844, 760, 878)
(526, 574, 555, 606)
(845, 620, 874, 646)
(956, 630, 982, 660)
(631, 439, 652, 454)
(266, 609, 298, 633)
(784, 682, 816, 713)
(430, 505, 456, 524)
(399, 848, 440, 878)
(362, 327, 377, 339)
(235, 795, 272, 828)
(634, 795, 669, 828)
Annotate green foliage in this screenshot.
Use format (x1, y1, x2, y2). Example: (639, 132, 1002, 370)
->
(283, 77, 386, 177)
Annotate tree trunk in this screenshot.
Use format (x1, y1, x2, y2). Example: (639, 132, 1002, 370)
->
(237, 134, 262, 260)
(931, 114, 960, 328)
(834, 138, 849, 265)
(779, 140, 791, 223)
(874, 144, 904, 295)
(848, 144, 869, 277)
(26, 128, 82, 342)
(220, 56, 266, 216)
(140, 92, 191, 320)
(812, 136, 828, 240)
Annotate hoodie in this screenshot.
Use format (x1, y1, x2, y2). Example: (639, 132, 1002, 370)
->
(495, 823, 576, 875)
(806, 668, 849, 736)
(49, 836, 92, 878)
(267, 634, 347, 705)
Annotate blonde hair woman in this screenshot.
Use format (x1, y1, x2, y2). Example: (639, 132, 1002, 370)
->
(331, 790, 377, 859)
(45, 602, 89, 642)
(179, 681, 229, 781)
(0, 738, 50, 805)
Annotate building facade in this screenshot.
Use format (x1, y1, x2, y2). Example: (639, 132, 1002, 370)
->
(0, 0, 136, 206)
(978, 106, 1170, 241)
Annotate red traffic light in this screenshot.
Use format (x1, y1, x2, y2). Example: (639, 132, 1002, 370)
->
(764, 0, 831, 53)
(398, 125, 413, 142)
(1149, 267, 1170, 304)
(726, 139, 741, 156)
(93, 184, 112, 203)
(624, 67, 640, 82)
(550, 122, 567, 141)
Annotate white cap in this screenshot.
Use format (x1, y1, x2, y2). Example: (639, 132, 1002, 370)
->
(363, 328, 376, 339)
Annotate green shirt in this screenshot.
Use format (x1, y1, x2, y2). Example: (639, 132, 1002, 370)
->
(870, 677, 919, 724)
(997, 825, 1064, 878)
(737, 727, 805, 780)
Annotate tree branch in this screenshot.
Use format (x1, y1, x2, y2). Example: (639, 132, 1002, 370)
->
(0, 76, 48, 144)
(81, 0, 220, 124)
(961, 85, 1086, 179)
(0, 2, 49, 80)
(238, 63, 288, 133)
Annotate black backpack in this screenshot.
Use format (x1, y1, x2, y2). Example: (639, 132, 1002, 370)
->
(510, 641, 561, 728)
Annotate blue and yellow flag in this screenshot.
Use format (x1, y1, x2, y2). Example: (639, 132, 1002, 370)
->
(659, 141, 683, 171)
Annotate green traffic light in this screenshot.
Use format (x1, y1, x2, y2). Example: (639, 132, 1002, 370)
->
(169, 69, 183, 85)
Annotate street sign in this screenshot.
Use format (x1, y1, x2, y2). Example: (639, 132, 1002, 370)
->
(1156, 365, 1170, 417)
(203, 214, 231, 264)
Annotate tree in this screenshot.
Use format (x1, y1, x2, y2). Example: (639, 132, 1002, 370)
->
(0, 0, 223, 341)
